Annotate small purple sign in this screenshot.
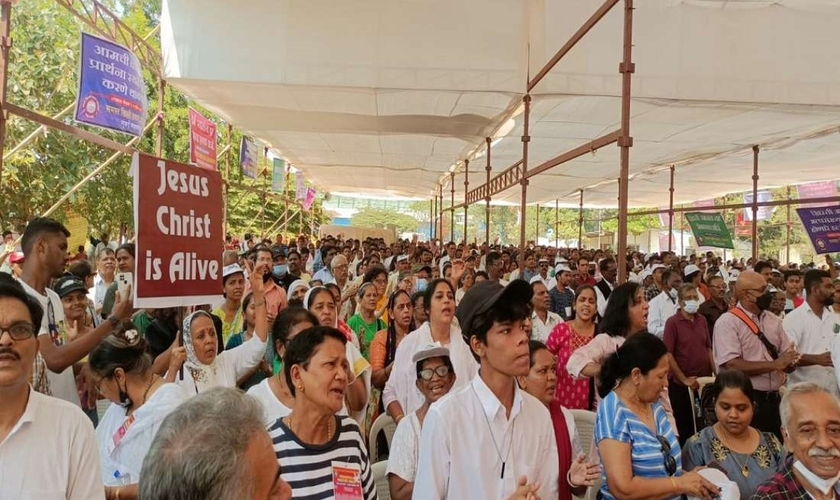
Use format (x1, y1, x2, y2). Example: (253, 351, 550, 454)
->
(75, 33, 147, 137)
(796, 205, 840, 254)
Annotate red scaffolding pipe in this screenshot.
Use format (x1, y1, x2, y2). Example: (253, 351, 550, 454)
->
(616, 0, 636, 283)
(519, 95, 532, 268)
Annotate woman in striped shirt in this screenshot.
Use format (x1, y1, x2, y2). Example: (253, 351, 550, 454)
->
(595, 333, 717, 500)
(269, 325, 377, 500)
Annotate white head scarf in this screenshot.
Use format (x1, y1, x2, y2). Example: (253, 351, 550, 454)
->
(287, 279, 310, 302)
(182, 310, 219, 384)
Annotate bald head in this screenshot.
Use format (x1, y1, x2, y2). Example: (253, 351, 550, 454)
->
(736, 270, 765, 293)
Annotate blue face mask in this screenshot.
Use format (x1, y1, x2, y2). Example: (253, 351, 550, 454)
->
(272, 264, 288, 277)
(415, 278, 428, 293)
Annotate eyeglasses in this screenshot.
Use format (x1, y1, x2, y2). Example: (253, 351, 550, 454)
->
(656, 435, 677, 476)
(0, 322, 36, 341)
(419, 365, 451, 380)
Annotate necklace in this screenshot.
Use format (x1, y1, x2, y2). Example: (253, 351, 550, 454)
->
(286, 413, 332, 443)
(715, 424, 751, 477)
(470, 382, 515, 479)
(141, 375, 157, 406)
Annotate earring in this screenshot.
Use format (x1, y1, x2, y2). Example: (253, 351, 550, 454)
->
(298, 385, 304, 393)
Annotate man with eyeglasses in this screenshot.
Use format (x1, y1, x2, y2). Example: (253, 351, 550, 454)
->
(713, 271, 800, 439)
(0, 276, 105, 500)
(698, 274, 729, 338)
(312, 245, 337, 284)
(533, 257, 556, 290)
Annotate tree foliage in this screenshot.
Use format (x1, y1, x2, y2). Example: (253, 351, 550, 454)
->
(1, 0, 327, 238)
(351, 207, 420, 234)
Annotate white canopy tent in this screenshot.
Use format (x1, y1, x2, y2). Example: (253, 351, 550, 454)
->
(161, 0, 840, 209)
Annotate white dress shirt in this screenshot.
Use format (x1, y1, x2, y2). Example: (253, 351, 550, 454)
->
(786, 303, 840, 397)
(594, 280, 614, 318)
(648, 290, 679, 338)
(0, 388, 105, 500)
(531, 310, 563, 343)
(382, 322, 478, 416)
(412, 375, 559, 500)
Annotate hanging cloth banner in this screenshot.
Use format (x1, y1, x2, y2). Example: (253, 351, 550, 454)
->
(188, 108, 217, 171)
(295, 171, 306, 200)
(272, 158, 285, 193)
(657, 208, 669, 228)
(796, 205, 840, 254)
(797, 181, 837, 208)
(239, 137, 259, 179)
(303, 188, 317, 211)
(131, 153, 223, 307)
(743, 190, 774, 221)
(75, 32, 148, 137)
(685, 212, 734, 249)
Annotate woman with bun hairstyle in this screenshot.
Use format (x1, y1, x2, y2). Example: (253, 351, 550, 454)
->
(594, 332, 719, 500)
(90, 324, 189, 500)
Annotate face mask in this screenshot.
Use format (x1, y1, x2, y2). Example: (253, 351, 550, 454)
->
(669, 289, 679, 300)
(116, 378, 132, 408)
(272, 264, 287, 278)
(793, 459, 840, 495)
(683, 300, 700, 314)
(415, 278, 428, 293)
(756, 291, 773, 311)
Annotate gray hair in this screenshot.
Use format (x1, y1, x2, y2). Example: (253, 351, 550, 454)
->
(677, 283, 698, 302)
(330, 254, 348, 271)
(139, 388, 266, 500)
(780, 382, 840, 429)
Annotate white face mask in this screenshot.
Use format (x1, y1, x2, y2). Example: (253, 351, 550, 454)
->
(793, 459, 840, 495)
(683, 300, 700, 314)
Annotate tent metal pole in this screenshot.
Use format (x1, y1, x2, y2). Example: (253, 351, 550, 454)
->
(616, 0, 635, 283)
(668, 165, 675, 253)
(519, 94, 532, 268)
(283, 164, 290, 236)
(463, 159, 469, 244)
(555, 199, 559, 248)
(786, 186, 791, 264)
(485, 137, 492, 245)
(578, 190, 584, 248)
(155, 78, 165, 156)
(0, 1, 14, 190)
(439, 185, 444, 243)
(429, 199, 434, 241)
(751, 145, 760, 260)
(450, 172, 455, 242)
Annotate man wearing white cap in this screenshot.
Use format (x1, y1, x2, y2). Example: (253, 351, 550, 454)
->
(533, 258, 556, 290)
(644, 263, 668, 302)
(549, 264, 575, 322)
(683, 264, 706, 306)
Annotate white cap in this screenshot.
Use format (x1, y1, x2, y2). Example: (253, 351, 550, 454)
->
(555, 264, 572, 275)
(683, 264, 701, 277)
(412, 342, 451, 364)
(397, 254, 409, 263)
(222, 263, 245, 279)
(650, 264, 667, 273)
(529, 275, 545, 285)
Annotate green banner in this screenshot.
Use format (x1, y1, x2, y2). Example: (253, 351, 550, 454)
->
(685, 212, 734, 249)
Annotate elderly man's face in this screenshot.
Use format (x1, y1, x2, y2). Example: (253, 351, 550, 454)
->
(784, 391, 840, 480)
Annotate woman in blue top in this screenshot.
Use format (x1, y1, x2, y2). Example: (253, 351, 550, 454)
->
(595, 332, 719, 500)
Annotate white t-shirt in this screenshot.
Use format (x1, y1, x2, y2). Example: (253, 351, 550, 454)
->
(20, 279, 80, 406)
(96, 383, 188, 486)
(246, 378, 293, 428)
(386, 412, 422, 482)
(0, 388, 105, 500)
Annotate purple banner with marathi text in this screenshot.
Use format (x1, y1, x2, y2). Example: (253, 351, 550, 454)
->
(796, 205, 840, 254)
(75, 33, 147, 137)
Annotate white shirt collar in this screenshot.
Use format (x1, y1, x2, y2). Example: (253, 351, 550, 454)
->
(471, 373, 523, 422)
(2, 386, 38, 446)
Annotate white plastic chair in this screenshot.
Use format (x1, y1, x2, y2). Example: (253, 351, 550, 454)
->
(688, 375, 717, 434)
(372, 460, 391, 500)
(368, 413, 397, 463)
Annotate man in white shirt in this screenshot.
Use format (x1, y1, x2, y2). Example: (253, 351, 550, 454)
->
(19, 217, 133, 405)
(414, 280, 559, 500)
(534, 258, 557, 290)
(312, 245, 337, 284)
(787, 269, 839, 397)
(89, 248, 116, 315)
(0, 277, 105, 500)
(529, 278, 562, 343)
(648, 269, 682, 338)
(438, 241, 456, 274)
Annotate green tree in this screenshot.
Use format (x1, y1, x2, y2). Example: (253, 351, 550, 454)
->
(351, 207, 420, 234)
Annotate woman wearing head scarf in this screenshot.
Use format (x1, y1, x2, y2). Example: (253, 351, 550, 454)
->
(286, 279, 310, 307)
(304, 286, 372, 431)
(166, 266, 269, 395)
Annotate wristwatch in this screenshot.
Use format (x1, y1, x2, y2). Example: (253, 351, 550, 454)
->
(107, 316, 120, 329)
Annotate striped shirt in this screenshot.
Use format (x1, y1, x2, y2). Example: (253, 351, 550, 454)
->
(269, 415, 377, 500)
(594, 391, 682, 500)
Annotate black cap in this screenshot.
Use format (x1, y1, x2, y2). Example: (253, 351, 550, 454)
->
(53, 275, 87, 298)
(455, 279, 533, 337)
(271, 245, 285, 260)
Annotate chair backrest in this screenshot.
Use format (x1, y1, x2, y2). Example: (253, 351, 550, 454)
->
(697, 376, 716, 396)
(368, 413, 397, 463)
(372, 460, 391, 500)
(569, 409, 599, 500)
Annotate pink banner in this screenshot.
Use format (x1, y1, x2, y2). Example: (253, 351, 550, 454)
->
(303, 187, 316, 211)
(188, 108, 217, 171)
(693, 199, 716, 213)
(658, 208, 669, 228)
(798, 181, 837, 208)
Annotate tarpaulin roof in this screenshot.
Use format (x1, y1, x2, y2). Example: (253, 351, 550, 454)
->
(161, 0, 840, 208)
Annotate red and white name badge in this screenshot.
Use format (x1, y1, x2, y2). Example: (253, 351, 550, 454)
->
(332, 461, 363, 500)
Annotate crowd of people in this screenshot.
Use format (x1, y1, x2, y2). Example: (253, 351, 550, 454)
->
(3, 217, 840, 500)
